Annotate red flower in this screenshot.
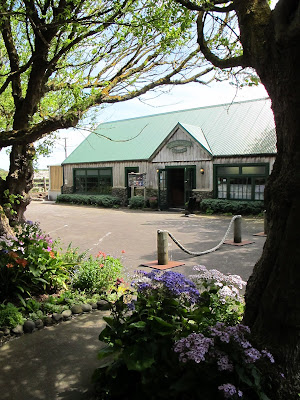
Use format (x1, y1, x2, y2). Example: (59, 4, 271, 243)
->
(16, 258, 28, 267)
(115, 277, 125, 287)
(96, 251, 107, 259)
(49, 251, 56, 259)
(9, 251, 18, 259)
(121, 250, 125, 254)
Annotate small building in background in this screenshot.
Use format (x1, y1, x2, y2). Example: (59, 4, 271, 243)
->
(48, 165, 63, 200)
(60, 98, 276, 209)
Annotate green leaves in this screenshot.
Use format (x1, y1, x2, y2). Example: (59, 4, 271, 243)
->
(0, 0, 209, 149)
(123, 343, 156, 371)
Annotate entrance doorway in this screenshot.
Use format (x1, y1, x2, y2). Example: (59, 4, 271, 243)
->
(158, 166, 196, 210)
(168, 168, 185, 207)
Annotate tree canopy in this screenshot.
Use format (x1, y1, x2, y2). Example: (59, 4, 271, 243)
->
(0, 0, 214, 150)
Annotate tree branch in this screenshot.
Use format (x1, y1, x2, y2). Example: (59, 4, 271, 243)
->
(0, 58, 33, 96)
(1, 15, 23, 107)
(175, 0, 235, 13)
(196, 12, 247, 69)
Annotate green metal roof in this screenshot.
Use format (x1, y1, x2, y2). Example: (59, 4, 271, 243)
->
(63, 97, 276, 164)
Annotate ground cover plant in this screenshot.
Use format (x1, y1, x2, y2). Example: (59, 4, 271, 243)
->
(93, 268, 282, 399)
(0, 221, 124, 328)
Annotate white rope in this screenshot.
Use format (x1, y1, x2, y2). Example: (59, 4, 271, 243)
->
(158, 215, 241, 256)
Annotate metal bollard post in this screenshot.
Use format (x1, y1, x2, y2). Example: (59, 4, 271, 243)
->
(233, 216, 242, 243)
(157, 230, 169, 265)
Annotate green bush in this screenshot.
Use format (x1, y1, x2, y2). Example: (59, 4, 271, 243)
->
(0, 221, 69, 304)
(129, 195, 145, 209)
(200, 199, 264, 215)
(56, 194, 120, 208)
(71, 252, 123, 294)
(0, 303, 24, 328)
(148, 196, 158, 209)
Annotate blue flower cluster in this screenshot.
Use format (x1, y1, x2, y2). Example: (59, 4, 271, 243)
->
(218, 383, 243, 399)
(174, 322, 275, 398)
(133, 270, 200, 304)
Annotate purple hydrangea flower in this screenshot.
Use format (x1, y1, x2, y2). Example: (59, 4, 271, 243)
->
(132, 270, 200, 303)
(218, 383, 243, 399)
(261, 350, 275, 363)
(244, 347, 262, 363)
(127, 301, 136, 311)
(174, 332, 213, 364)
(215, 353, 234, 372)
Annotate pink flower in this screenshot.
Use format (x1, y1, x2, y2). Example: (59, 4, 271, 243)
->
(121, 250, 125, 254)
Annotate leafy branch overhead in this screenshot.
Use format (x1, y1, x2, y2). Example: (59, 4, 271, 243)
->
(175, 0, 300, 71)
(0, 0, 214, 148)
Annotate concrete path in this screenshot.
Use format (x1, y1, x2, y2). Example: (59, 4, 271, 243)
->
(0, 311, 108, 400)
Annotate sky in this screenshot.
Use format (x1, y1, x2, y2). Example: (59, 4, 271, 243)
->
(0, 80, 270, 171)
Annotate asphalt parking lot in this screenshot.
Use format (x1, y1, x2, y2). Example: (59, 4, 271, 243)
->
(25, 202, 266, 282)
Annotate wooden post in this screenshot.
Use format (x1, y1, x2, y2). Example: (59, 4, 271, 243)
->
(233, 216, 242, 243)
(43, 177, 47, 192)
(131, 186, 135, 198)
(264, 210, 268, 235)
(157, 230, 169, 265)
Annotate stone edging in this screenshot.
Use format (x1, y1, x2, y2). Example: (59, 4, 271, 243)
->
(0, 300, 110, 346)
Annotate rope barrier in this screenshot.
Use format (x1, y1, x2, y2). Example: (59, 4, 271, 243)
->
(158, 215, 241, 256)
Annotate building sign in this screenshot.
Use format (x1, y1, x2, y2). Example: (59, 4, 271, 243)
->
(128, 172, 146, 187)
(166, 140, 193, 153)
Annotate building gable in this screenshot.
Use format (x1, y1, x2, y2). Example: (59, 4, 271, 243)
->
(151, 123, 212, 163)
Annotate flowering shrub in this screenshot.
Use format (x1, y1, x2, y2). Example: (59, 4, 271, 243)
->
(71, 251, 123, 293)
(93, 269, 279, 400)
(0, 221, 68, 303)
(174, 322, 276, 399)
(93, 269, 247, 399)
(189, 265, 246, 326)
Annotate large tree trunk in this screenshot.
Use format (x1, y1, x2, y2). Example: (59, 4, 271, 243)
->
(0, 143, 35, 233)
(244, 38, 300, 397)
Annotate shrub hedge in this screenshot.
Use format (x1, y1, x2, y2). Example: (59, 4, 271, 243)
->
(199, 199, 264, 215)
(129, 195, 145, 209)
(56, 194, 121, 208)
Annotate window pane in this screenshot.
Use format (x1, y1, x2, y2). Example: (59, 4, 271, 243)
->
(99, 170, 112, 193)
(99, 169, 111, 176)
(229, 177, 252, 200)
(75, 170, 86, 176)
(217, 177, 227, 199)
(254, 178, 265, 200)
(242, 166, 266, 175)
(75, 177, 86, 192)
(86, 177, 99, 192)
(217, 166, 239, 175)
(87, 169, 99, 176)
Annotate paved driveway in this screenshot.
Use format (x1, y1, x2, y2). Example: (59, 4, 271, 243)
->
(25, 202, 266, 281)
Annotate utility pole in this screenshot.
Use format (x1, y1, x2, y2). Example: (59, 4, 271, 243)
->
(64, 137, 67, 158)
